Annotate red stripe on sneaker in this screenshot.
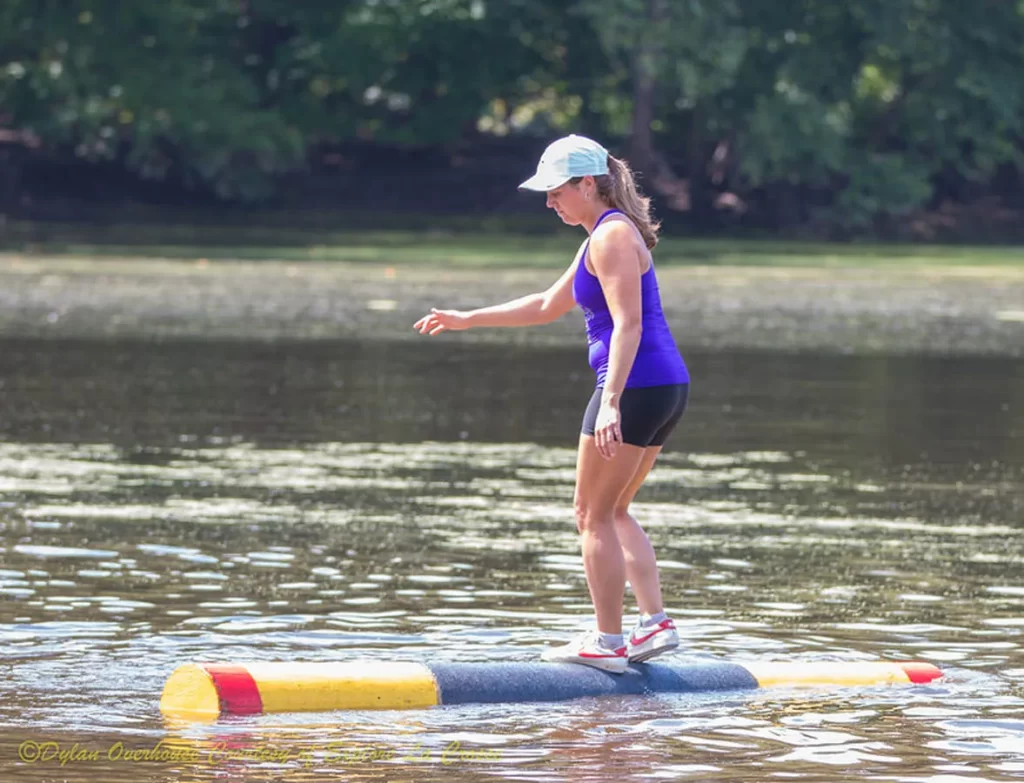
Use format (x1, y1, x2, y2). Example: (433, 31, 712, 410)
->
(579, 650, 626, 659)
(631, 621, 674, 646)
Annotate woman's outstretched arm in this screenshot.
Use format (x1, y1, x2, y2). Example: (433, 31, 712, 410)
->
(414, 253, 582, 334)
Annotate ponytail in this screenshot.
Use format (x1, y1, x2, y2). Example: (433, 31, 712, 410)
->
(597, 156, 660, 250)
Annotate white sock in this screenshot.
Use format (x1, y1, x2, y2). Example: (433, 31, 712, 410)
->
(642, 611, 668, 627)
(599, 632, 624, 649)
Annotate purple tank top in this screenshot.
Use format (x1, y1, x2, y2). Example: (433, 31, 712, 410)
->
(572, 209, 689, 389)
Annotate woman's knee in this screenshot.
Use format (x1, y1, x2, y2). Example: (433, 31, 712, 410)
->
(574, 497, 614, 533)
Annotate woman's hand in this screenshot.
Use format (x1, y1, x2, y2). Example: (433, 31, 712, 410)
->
(414, 308, 470, 335)
(593, 399, 623, 460)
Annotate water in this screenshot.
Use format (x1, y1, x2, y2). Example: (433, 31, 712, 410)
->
(0, 337, 1022, 782)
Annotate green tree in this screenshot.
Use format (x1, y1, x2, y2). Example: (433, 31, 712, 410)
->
(0, 1, 305, 200)
(575, 0, 1024, 231)
(2, 0, 1023, 233)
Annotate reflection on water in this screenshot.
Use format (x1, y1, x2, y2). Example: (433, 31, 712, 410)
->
(0, 338, 1022, 782)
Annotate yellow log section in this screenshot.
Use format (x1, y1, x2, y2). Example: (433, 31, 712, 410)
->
(245, 661, 439, 712)
(744, 661, 912, 688)
(159, 663, 221, 720)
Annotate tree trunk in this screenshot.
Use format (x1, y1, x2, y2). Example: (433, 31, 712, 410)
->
(628, 0, 690, 210)
(0, 144, 24, 218)
(628, 0, 663, 176)
(687, 104, 708, 220)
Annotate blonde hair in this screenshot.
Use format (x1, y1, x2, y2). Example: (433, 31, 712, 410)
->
(572, 155, 660, 249)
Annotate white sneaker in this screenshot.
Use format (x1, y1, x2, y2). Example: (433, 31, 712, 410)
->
(627, 616, 679, 663)
(540, 630, 629, 674)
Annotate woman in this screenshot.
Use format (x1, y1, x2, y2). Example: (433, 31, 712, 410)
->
(413, 134, 689, 674)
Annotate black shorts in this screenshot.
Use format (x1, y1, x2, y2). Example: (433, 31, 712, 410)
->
(581, 383, 689, 447)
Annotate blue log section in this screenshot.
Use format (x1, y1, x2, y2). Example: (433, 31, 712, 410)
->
(428, 661, 760, 706)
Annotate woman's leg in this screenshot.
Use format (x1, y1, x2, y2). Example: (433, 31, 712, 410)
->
(573, 434, 648, 635)
(614, 384, 688, 618)
(613, 445, 665, 617)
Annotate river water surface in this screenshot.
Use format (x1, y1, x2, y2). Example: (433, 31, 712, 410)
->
(0, 337, 1022, 782)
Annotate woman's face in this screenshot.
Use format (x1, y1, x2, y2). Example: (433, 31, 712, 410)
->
(545, 178, 592, 225)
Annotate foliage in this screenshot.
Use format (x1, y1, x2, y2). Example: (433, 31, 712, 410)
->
(1, 0, 1023, 226)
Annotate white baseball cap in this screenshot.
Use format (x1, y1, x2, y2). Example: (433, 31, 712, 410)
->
(518, 134, 609, 191)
